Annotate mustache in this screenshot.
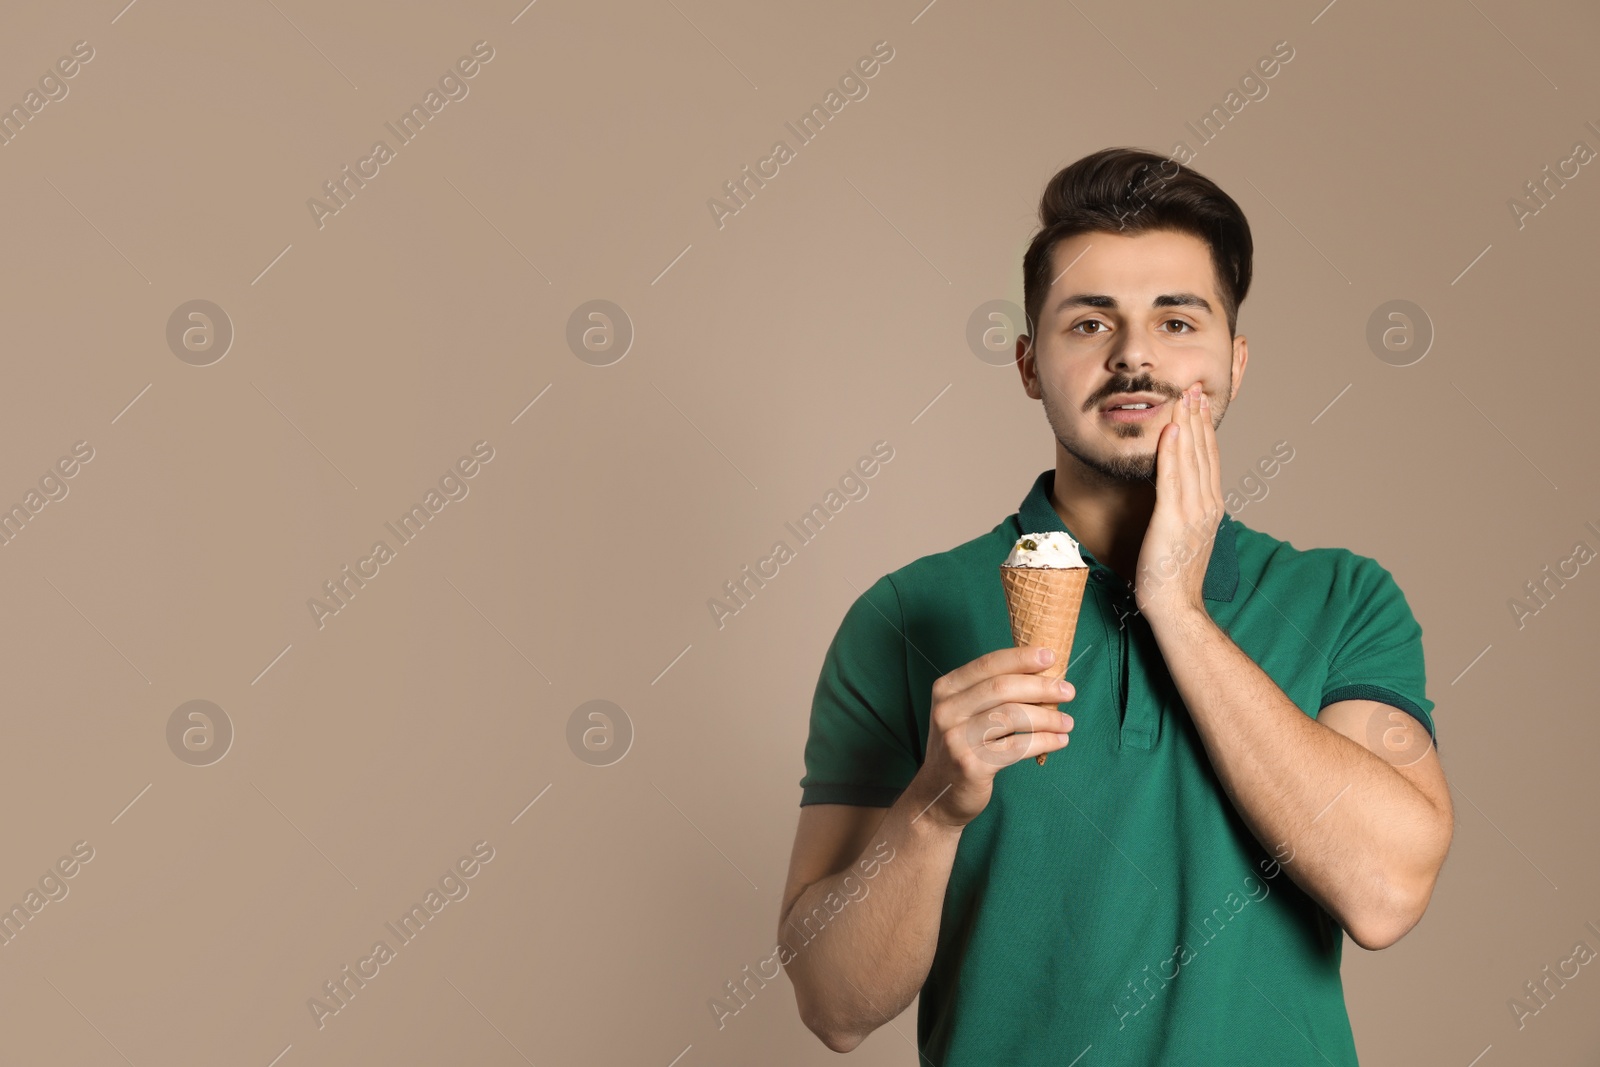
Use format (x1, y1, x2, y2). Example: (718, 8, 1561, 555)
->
(1085, 377, 1181, 411)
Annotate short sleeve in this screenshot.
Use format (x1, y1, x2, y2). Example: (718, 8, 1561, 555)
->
(798, 574, 922, 807)
(1317, 558, 1437, 745)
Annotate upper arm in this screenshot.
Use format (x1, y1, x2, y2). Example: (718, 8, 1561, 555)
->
(1315, 555, 1448, 815)
(1319, 697, 1454, 949)
(778, 803, 892, 934)
(1316, 698, 1451, 818)
(783, 575, 915, 932)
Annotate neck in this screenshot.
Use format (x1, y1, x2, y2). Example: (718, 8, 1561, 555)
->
(1047, 448, 1156, 585)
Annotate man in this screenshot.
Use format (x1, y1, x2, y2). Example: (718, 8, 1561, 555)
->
(777, 147, 1453, 1064)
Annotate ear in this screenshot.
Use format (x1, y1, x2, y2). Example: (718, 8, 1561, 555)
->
(1016, 334, 1042, 400)
(1229, 334, 1248, 403)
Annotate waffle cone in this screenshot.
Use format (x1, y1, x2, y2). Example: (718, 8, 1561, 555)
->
(1000, 564, 1089, 765)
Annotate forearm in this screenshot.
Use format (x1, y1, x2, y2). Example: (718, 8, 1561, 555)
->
(781, 778, 961, 1052)
(1150, 609, 1446, 946)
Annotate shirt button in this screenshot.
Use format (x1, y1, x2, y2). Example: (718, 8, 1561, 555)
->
(1090, 572, 1103, 582)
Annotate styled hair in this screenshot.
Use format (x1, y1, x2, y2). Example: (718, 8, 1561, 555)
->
(1021, 147, 1253, 345)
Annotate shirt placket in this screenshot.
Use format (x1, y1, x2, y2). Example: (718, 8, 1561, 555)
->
(1089, 565, 1158, 750)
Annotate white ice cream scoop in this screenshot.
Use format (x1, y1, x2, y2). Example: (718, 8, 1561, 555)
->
(1001, 531, 1087, 569)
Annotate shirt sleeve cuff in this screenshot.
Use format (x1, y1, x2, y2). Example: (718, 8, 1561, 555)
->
(1319, 683, 1438, 750)
(799, 783, 906, 807)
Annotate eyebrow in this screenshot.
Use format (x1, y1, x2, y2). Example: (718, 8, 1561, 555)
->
(1051, 292, 1214, 318)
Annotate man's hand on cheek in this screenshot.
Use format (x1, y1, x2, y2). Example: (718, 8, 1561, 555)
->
(1133, 381, 1224, 625)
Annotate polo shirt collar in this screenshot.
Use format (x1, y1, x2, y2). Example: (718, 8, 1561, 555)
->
(1015, 468, 1239, 602)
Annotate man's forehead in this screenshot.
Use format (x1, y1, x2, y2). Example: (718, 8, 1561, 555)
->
(1045, 233, 1219, 315)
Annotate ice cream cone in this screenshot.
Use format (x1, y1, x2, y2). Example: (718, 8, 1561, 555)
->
(1000, 563, 1089, 765)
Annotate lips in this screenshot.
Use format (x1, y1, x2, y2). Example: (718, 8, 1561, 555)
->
(1099, 392, 1169, 412)
(1098, 392, 1172, 423)
(1101, 400, 1168, 423)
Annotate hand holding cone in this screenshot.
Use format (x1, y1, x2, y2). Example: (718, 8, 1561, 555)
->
(999, 533, 1090, 765)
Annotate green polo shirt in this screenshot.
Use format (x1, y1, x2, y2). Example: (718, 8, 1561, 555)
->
(798, 468, 1436, 1065)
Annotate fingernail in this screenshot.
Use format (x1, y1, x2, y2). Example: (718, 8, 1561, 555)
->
(1057, 680, 1073, 695)
(1201, 392, 1209, 408)
(1039, 648, 1055, 664)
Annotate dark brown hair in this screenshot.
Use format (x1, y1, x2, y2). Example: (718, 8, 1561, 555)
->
(1022, 147, 1253, 345)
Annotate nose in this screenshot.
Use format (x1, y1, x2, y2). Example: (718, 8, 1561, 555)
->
(1109, 336, 1154, 375)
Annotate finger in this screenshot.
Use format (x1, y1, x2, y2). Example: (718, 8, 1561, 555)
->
(1016, 717, 1073, 764)
(1188, 385, 1213, 508)
(938, 644, 1059, 702)
(1157, 400, 1182, 500)
(1200, 389, 1223, 508)
(962, 702, 1075, 760)
(965, 715, 1073, 769)
(1187, 386, 1220, 524)
(962, 672, 1077, 718)
(999, 702, 1075, 737)
(1175, 388, 1201, 514)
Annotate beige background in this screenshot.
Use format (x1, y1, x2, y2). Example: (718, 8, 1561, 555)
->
(0, 0, 1595, 1063)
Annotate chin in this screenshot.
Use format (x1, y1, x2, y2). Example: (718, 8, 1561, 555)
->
(1063, 438, 1157, 483)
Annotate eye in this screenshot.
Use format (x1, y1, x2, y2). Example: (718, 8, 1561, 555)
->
(1070, 319, 1108, 335)
(1162, 319, 1194, 334)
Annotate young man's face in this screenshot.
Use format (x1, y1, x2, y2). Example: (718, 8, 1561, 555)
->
(1017, 227, 1248, 484)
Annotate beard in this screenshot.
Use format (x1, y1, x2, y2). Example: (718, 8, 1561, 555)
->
(1039, 371, 1229, 486)
(1047, 402, 1159, 484)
